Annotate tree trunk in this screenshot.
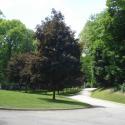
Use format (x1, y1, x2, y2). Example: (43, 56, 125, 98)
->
(8, 42, 12, 61)
(25, 83, 28, 93)
(53, 90, 56, 100)
(57, 90, 60, 95)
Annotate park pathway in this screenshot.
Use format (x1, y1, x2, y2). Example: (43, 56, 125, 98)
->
(69, 88, 125, 108)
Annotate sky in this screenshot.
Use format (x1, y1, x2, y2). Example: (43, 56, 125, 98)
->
(0, 0, 106, 36)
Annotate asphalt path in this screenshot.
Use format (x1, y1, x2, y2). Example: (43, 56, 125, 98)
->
(70, 88, 125, 108)
(0, 88, 125, 125)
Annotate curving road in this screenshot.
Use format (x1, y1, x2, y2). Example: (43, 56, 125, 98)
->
(0, 88, 125, 125)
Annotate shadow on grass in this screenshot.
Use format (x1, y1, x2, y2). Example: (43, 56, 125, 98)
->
(92, 88, 106, 92)
(60, 92, 80, 96)
(92, 105, 105, 108)
(27, 91, 52, 95)
(27, 90, 81, 96)
(38, 97, 89, 107)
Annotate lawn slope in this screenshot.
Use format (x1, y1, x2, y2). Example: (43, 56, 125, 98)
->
(91, 89, 125, 104)
(0, 90, 89, 109)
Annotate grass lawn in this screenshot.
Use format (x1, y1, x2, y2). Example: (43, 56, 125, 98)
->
(91, 88, 125, 104)
(0, 90, 89, 109)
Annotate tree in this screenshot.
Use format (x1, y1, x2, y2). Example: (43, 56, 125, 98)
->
(7, 53, 37, 91)
(35, 9, 82, 100)
(0, 19, 35, 59)
(0, 10, 4, 19)
(81, 56, 95, 87)
(106, 0, 125, 87)
(80, 11, 111, 87)
(80, 0, 125, 88)
(106, 0, 125, 16)
(0, 18, 36, 82)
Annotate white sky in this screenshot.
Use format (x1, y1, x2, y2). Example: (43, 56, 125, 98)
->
(0, 0, 106, 36)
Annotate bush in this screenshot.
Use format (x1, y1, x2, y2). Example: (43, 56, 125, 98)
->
(120, 83, 125, 93)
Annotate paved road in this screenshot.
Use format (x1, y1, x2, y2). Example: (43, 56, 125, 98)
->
(0, 88, 125, 125)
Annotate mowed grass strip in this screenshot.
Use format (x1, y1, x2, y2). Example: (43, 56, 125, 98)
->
(91, 89, 125, 104)
(0, 90, 89, 109)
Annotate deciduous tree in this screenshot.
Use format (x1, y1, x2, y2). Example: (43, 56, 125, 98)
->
(35, 9, 82, 100)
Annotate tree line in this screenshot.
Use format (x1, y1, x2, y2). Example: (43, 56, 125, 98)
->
(80, 0, 125, 91)
(0, 9, 83, 99)
(1, 0, 125, 99)
(0, 11, 36, 82)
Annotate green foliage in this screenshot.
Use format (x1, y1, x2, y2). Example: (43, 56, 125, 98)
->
(81, 56, 95, 87)
(0, 19, 35, 56)
(106, 0, 125, 16)
(0, 18, 36, 82)
(80, 0, 125, 88)
(6, 9, 83, 100)
(120, 83, 125, 93)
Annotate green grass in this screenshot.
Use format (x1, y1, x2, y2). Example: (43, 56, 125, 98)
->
(91, 88, 125, 104)
(0, 90, 89, 109)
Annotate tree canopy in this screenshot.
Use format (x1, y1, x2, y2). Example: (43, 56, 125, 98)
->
(0, 17, 36, 82)
(34, 9, 82, 99)
(6, 9, 83, 100)
(80, 0, 125, 89)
